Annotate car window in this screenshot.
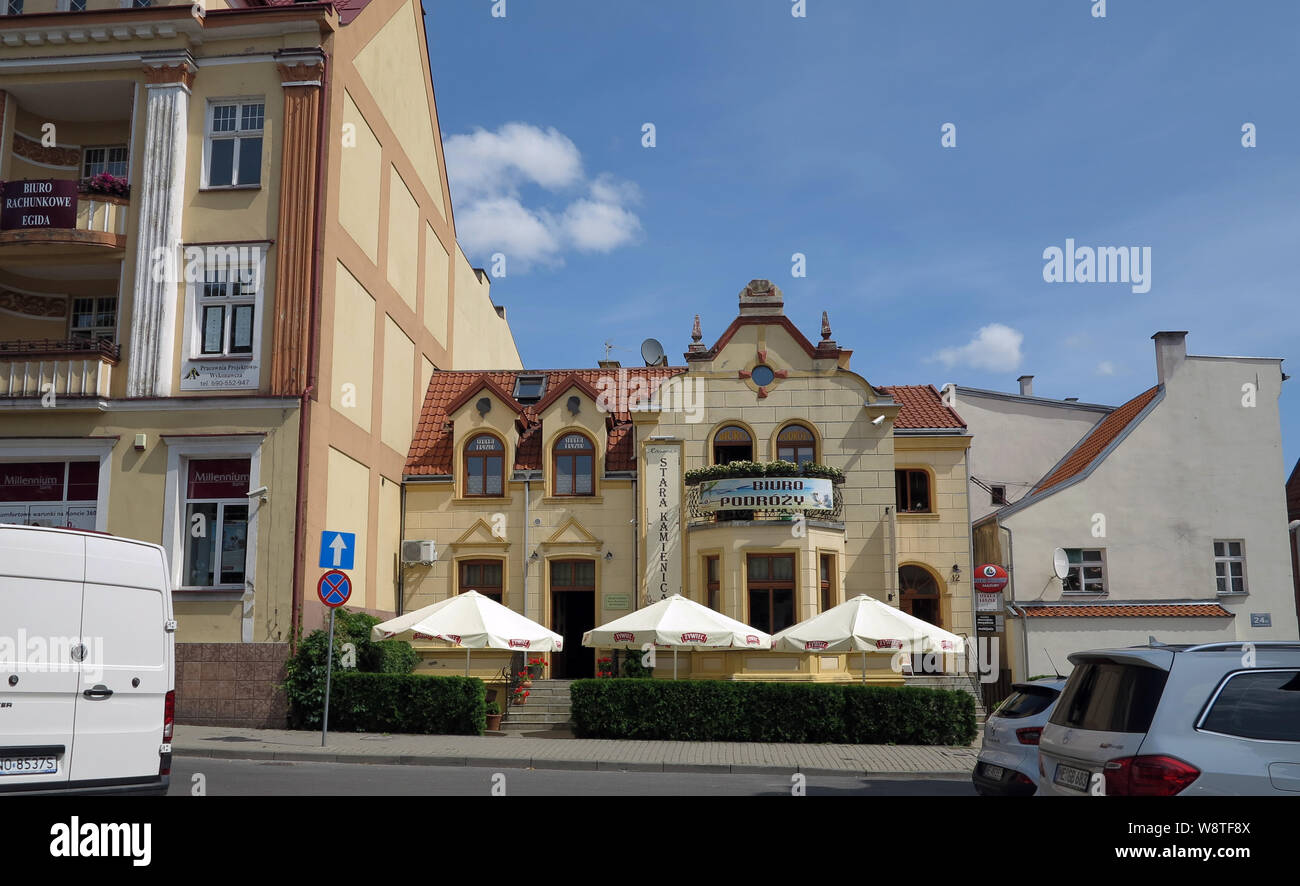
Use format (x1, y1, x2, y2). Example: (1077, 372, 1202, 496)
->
(1200, 670, 1300, 742)
(994, 686, 1059, 719)
(1050, 662, 1168, 733)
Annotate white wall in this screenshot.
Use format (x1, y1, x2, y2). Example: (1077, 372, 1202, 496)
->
(950, 387, 1108, 521)
(1018, 617, 1238, 678)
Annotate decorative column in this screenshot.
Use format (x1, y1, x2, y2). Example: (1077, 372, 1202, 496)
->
(269, 51, 325, 396)
(127, 54, 196, 398)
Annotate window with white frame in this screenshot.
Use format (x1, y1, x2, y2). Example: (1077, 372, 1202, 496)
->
(1214, 540, 1247, 594)
(5, 0, 23, 15)
(82, 146, 129, 179)
(69, 0, 87, 10)
(70, 296, 118, 343)
(182, 458, 250, 588)
(192, 248, 260, 358)
(205, 100, 264, 188)
(1061, 548, 1106, 594)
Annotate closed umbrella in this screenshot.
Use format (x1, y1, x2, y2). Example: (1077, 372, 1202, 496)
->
(583, 594, 771, 679)
(371, 590, 563, 675)
(772, 594, 965, 682)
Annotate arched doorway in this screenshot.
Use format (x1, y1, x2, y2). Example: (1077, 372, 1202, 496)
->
(898, 564, 943, 627)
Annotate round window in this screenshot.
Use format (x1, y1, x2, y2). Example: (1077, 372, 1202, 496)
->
(751, 364, 775, 386)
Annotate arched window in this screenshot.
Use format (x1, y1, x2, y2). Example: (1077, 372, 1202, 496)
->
(713, 424, 753, 465)
(777, 424, 816, 466)
(464, 434, 504, 496)
(553, 432, 595, 496)
(899, 564, 941, 626)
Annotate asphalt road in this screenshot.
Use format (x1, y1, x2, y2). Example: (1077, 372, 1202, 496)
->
(169, 757, 977, 796)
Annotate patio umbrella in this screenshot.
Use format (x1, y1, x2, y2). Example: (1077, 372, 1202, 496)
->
(582, 594, 772, 679)
(771, 594, 965, 683)
(371, 590, 563, 675)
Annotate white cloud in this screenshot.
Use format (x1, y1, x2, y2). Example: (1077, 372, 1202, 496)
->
(443, 124, 642, 270)
(1096, 360, 1117, 376)
(931, 324, 1024, 372)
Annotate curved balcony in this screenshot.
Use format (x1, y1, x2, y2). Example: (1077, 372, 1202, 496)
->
(0, 338, 119, 402)
(0, 183, 129, 251)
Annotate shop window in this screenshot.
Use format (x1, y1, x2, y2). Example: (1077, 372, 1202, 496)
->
(182, 458, 250, 589)
(205, 100, 264, 188)
(464, 434, 504, 496)
(705, 555, 720, 611)
(70, 296, 118, 343)
(459, 559, 503, 603)
(713, 424, 753, 465)
(0, 461, 98, 529)
(747, 553, 795, 634)
(777, 424, 816, 466)
(895, 469, 932, 513)
(1213, 540, 1247, 595)
(553, 432, 594, 496)
(1061, 548, 1106, 594)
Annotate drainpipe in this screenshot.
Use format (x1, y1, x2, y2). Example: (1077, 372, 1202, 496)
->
(1000, 517, 1028, 681)
(523, 476, 530, 620)
(397, 482, 405, 617)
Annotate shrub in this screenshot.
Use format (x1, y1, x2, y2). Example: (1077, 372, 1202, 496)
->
(570, 680, 976, 745)
(684, 461, 846, 487)
(328, 673, 485, 735)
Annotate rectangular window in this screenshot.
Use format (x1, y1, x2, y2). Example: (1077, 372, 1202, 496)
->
(69, 296, 118, 343)
(704, 555, 720, 611)
(190, 248, 261, 359)
(182, 458, 251, 588)
(747, 553, 795, 634)
(0, 461, 98, 529)
(1213, 540, 1247, 595)
(205, 100, 264, 187)
(459, 560, 503, 603)
(82, 146, 129, 179)
(990, 485, 1006, 506)
(1061, 548, 1106, 594)
(819, 554, 835, 612)
(5, 0, 22, 15)
(512, 375, 546, 401)
(895, 469, 931, 513)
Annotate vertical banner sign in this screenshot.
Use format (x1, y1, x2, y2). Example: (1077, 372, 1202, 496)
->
(643, 443, 682, 603)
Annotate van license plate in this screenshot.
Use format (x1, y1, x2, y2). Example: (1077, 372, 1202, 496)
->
(982, 764, 1004, 781)
(1054, 763, 1091, 792)
(0, 756, 57, 775)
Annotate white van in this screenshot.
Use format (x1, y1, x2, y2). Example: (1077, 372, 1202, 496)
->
(0, 524, 175, 796)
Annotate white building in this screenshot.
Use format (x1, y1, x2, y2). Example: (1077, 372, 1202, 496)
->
(974, 331, 1299, 680)
(943, 377, 1112, 522)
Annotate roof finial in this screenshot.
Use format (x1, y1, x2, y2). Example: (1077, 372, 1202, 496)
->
(821, 311, 832, 341)
(691, 314, 702, 343)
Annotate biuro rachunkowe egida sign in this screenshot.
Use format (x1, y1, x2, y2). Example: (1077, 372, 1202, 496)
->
(1, 180, 78, 230)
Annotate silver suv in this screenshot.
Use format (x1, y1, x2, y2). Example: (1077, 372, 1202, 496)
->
(1038, 641, 1300, 796)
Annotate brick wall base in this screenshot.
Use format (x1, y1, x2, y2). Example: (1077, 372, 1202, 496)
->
(176, 643, 290, 729)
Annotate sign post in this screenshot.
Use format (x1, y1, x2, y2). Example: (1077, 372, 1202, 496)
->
(316, 568, 352, 747)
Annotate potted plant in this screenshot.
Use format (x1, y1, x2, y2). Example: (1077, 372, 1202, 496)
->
(78, 173, 130, 198)
(485, 701, 503, 731)
(517, 669, 533, 689)
(526, 656, 545, 679)
(596, 656, 615, 678)
(512, 686, 529, 705)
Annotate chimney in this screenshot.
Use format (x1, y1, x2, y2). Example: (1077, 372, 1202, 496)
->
(1152, 331, 1187, 384)
(1017, 375, 1034, 396)
(598, 359, 621, 369)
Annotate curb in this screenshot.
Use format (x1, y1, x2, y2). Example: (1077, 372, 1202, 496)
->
(173, 744, 972, 778)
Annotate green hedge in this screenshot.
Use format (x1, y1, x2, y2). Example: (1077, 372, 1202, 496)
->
(570, 680, 976, 745)
(328, 673, 486, 735)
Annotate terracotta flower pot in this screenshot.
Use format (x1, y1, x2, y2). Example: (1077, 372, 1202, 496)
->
(486, 713, 503, 730)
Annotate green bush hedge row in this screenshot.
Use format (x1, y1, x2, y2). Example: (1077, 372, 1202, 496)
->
(570, 680, 976, 745)
(324, 672, 486, 735)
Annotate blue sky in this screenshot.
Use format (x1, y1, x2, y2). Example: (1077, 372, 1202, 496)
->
(424, 0, 1300, 474)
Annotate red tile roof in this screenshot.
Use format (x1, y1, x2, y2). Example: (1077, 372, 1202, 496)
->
(879, 385, 966, 430)
(1020, 603, 1233, 618)
(406, 368, 684, 476)
(1030, 385, 1161, 495)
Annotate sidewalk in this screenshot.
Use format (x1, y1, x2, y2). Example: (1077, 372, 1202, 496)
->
(174, 725, 980, 777)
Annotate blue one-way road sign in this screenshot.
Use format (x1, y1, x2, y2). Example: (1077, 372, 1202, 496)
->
(319, 531, 356, 570)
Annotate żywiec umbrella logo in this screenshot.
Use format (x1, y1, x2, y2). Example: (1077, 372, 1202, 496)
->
(804, 640, 829, 650)
(876, 639, 903, 649)
(508, 638, 530, 648)
(746, 635, 761, 646)
(441, 634, 462, 644)
(680, 632, 707, 643)
(613, 631, 634, 642)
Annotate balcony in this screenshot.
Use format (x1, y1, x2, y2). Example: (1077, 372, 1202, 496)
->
(0, 338, 119, 402)
(0, 185, 129, 251)
(685, 464, 846, 528)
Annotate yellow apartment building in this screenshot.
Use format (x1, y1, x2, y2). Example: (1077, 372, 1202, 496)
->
(403, 280, 975, 684)
(0, 0, 518, 724)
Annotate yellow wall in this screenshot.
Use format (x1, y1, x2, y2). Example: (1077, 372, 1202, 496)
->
(380, 313, 415, 455)
(330, 261, 376, 432)
(422, 221, 449, 348)
(326, 446, 371, 607)
(338, 91, 383, 265)
(385, 167, 420, 312)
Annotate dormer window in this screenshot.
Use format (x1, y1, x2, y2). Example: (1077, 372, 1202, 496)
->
(554, 432, 595, 496)
(465, 434, 505, 497)
(513, 375, 546, 402)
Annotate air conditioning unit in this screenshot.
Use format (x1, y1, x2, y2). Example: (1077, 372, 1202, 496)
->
(401, 540, 436, 565)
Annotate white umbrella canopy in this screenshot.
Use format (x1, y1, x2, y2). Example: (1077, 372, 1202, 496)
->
(371, 590, 563, 675)
(772, 594, 965, 682)
(583, 594, 771, 678)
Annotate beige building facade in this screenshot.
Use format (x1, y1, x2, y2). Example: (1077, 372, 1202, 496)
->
(403, 280, 974, 684)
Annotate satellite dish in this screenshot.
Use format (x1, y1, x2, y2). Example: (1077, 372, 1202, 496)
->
(641, 338, 665, 366)
(1052, 547, 1071, 581)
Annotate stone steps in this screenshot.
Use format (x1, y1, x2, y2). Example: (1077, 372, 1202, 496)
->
(504, 678, 574, 726)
